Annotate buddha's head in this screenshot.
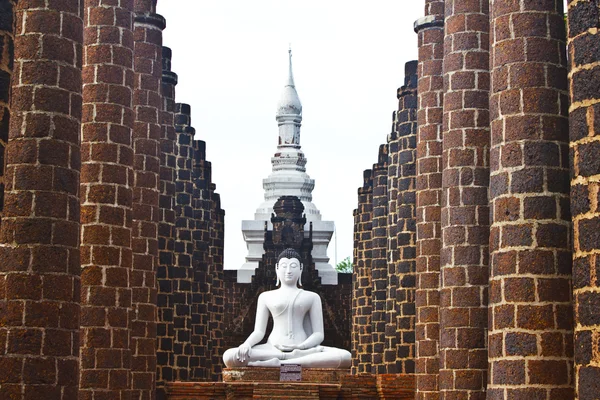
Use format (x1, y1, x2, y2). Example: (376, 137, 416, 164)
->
(276, 248, 303, 287)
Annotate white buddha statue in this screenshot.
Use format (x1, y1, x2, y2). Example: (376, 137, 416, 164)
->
(223, 248, 351, 369)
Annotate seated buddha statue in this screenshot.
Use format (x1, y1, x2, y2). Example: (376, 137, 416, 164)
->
(223, 248, 351, 369)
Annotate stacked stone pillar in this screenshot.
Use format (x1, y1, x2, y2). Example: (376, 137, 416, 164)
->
(0, 0, 15, 226)
(414, 1, 444, 397)
(439, 0, 489, 397)
(131, 1, 164, 397)
(0, 1, 83, 398)
(488, 0, 573, 398)
(388, 61, 418, 374)
(567, 1, 600, 398)
(79, 0, 135, 397)
(172, 102, 195, 380)
(371, 144, 388, 374)
(157, 45, 177, 391)
(352, 170, 373, 374)
(209, 189, 225, 381)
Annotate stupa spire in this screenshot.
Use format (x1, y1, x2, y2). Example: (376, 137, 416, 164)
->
(287, 46, 295, 87)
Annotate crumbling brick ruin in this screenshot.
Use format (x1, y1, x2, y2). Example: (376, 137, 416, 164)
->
(0, 1, 224, 399)
(352, 0, 600, 399)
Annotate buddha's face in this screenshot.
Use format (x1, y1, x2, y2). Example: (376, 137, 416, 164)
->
(277, 257, 302, 285)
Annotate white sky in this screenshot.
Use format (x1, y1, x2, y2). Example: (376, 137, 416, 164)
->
(157, 1, 422, 269)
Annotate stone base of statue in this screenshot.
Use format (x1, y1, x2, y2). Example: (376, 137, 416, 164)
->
(164, 373, 415, 400)
(222, 367, 349, 383)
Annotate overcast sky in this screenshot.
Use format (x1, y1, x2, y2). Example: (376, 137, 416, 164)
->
(156, 1, 422, 269)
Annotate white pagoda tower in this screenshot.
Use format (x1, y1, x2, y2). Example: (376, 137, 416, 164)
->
(238, 49, 337, 284)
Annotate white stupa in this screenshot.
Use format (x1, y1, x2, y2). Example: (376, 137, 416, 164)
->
(238, 49, 337, 284)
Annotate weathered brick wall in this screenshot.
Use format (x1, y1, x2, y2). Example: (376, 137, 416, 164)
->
(371, 144, 388, 374)
(0, 1, 83, 398)
(352, 170, 373, 374)
(131, 3, 164, 397)
(439, 0, 489, 397)
(414, 2, 444, 398)
(567, 1, 600, 399)
(387, 61, 418, 375)
(80, 0, 135, 397)
(488, 0, 573, 398)
(0, 0, 15, 227)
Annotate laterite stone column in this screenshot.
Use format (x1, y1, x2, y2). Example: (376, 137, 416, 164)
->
(439, 0, 489, 398)
(351, 207, 360, 375)
(209, 188, 225, 381)
(0, 0, 16, 226)
(385, 112, 401, 375)
(131, 1, 164, 397)
(389, 61, 418, 374)
(414, 1, 444, 398)
(157, 45, 177, 393)
(489, 0, 573, 398)
(0, 1, 83, 398)
(567, 1, 600, 398)
(353, 170, 373, 374)
(80, 0, 135, 398)
(191, 140, 211, 380)
(172, 102, 194, 380)
(371, 144, 388, 374)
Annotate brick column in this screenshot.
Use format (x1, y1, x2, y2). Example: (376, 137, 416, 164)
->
(567, 1, 600, 398)
(387, 61, 418, 374)
(0, 1, 83, 398)
(0, 0, 16, 226)
(131, 1, 164, 397)
(209, 189, 225, 381)
(351, 207, 360, 375)
(157, 45, 177, 393)
(488, 0, 573, 398)
(385, 114, 400, 375)
(172, 102, 194, 380)
(414, 1, 444, 397)
(80, 0, 135, 397)
(371, 144, 388, 374)
(438, 0, 489, 398)
(353, 170, 373, 374)
(191, 140, 210, 381)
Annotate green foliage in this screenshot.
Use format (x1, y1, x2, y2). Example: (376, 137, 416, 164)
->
(336, 256, 353, 273)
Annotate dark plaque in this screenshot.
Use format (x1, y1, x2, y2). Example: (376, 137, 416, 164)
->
(280, 364, 302, 382)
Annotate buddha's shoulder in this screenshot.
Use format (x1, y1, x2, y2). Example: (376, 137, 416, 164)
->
(300, 290, 321, 302)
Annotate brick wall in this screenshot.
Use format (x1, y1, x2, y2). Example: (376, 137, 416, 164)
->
(567, 1, 600, 399)
(351, 60, 418, 378)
